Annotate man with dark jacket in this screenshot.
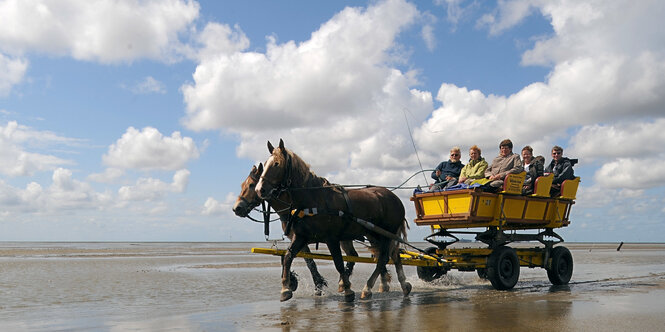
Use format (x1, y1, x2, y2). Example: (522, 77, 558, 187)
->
(545, 145, 577, 196)
(431, 147, 464, 190)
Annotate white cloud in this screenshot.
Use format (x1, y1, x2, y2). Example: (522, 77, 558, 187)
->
(202, 193, 236, 216)
(194, 22, 250, 61)
(568, 120, 665, 160)
(0, 0, 200, 63)
(0, 121, 76, 176)
(87, 168, 124, 183)
(103, 127, 200, 171)
(0, 168, 111, 213)
(131, 76, 166, 95)
(182, 0, 436, 174)
(594, 158, 665, 189)
(0, 53, 28, 96)
(118, 169, 190, 201)
(476, 0, 537, 35)
(182, 0, 420, 132)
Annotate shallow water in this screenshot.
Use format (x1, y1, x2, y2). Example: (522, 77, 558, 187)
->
(1, 242, 664, 331)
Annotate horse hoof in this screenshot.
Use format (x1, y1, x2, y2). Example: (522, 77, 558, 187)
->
(338, 285, 345, 293)
(360, 290, 372, 300)
(402, 282, 412, 296)
(280, 290, 293, 302)
(315, 289, 323, 296)
(344, 290, 355, 302)
(378, 284, 390, 293)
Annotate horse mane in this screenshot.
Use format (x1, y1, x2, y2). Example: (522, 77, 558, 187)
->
(278, 147, 334, 189)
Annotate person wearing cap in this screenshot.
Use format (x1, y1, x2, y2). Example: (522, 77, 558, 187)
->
(484, 139, 523, 189)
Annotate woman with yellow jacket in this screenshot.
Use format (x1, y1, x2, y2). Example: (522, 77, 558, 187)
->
(458, 145, 488, 185)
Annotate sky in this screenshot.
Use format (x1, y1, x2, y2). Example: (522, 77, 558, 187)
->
(1, 0, 664, 242)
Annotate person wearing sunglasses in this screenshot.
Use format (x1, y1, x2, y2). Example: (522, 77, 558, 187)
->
(484, 139, 523, 190)
(544, 145, 576, 196)
(431, 147, 464, 190)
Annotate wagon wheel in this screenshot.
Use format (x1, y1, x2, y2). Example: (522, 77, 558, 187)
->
(416, 247, 447, 282)
(486, 246, 520, 290)
(547, 246, 573, 285)
(476, 268, 488, 280)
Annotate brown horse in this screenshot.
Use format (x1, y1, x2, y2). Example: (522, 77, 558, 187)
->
(232, 163, 392, 295)
(255, 139, 411, 301)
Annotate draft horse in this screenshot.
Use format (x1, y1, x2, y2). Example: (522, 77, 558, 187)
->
(255, 139, 412, 301)
(232, 164, 393, 296)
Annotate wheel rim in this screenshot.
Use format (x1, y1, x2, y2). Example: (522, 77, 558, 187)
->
(500, 258, 515, 280)
(557, 259, 568, 277)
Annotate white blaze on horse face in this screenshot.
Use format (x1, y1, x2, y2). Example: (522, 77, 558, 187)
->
(255, 155, 274, 199)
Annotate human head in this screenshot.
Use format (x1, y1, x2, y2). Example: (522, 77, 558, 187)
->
(469, 145, 481, 161)
(521, 146, 533, 162)
(449, 147, 461, 162)
(499, 139, 513, 157)
(551, 145, 563, 162)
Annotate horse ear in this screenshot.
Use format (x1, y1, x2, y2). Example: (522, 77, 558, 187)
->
(278, 138, 285, 155)
(258, 162, 263, 173)
(267, 141, 274, 154)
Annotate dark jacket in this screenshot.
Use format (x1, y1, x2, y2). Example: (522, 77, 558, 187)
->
(545, 157, 576, 185)
(524, 156, 545, 186)
(431, 160, 464, 183)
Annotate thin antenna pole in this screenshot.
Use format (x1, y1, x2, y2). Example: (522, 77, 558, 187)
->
(402, 108, 430, 185)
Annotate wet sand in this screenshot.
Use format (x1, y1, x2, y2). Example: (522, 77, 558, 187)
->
(1, 242, 664, 331)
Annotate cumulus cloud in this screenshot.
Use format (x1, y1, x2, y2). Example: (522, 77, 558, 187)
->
(118, 169, 190, 201)
(103, 127, 200, 171)
(0, 53, 28, 96)
(202, 193, 236, 216)
(414, 0, 665, 192)
(182, 0, 435, 174)
(0, 0, 199, 63)
(0, 168, 111, 213)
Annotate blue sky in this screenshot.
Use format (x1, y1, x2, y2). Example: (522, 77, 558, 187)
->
(1, 0, 664, 242)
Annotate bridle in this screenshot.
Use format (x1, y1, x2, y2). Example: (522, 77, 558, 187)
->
(260, 152, 294, 201)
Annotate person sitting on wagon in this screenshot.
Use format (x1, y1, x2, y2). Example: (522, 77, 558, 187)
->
(458, 145, 488, 185)
(431, 147, 464, 190)
(545, 145, 577, 196)
(521, 145, 544, 194)
(483, 139, 523, 190)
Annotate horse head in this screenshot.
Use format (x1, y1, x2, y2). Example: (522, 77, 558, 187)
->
(256, 138, 290, 200)
(232, 163, 264, 217)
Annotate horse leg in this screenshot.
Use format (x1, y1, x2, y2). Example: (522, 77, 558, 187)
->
(390, 241, 412, 297)
(300, 245, 327, 295)
(378, 265, 392, 293)
(361, 241, 390, 300)
(339, 241, 357, 292)
(328, 240, 354, 301)
(281, 236, 307, 302)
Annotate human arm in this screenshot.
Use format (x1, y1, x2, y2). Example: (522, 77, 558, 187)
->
(552, 160, 574, 184)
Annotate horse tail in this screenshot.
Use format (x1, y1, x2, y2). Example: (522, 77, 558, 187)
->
(399, 218, 409, 243)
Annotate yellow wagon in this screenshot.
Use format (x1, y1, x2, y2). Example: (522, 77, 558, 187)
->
(411, 172, 580, 289)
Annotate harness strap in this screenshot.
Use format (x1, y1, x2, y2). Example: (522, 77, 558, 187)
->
(341, 187, 354, 216)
